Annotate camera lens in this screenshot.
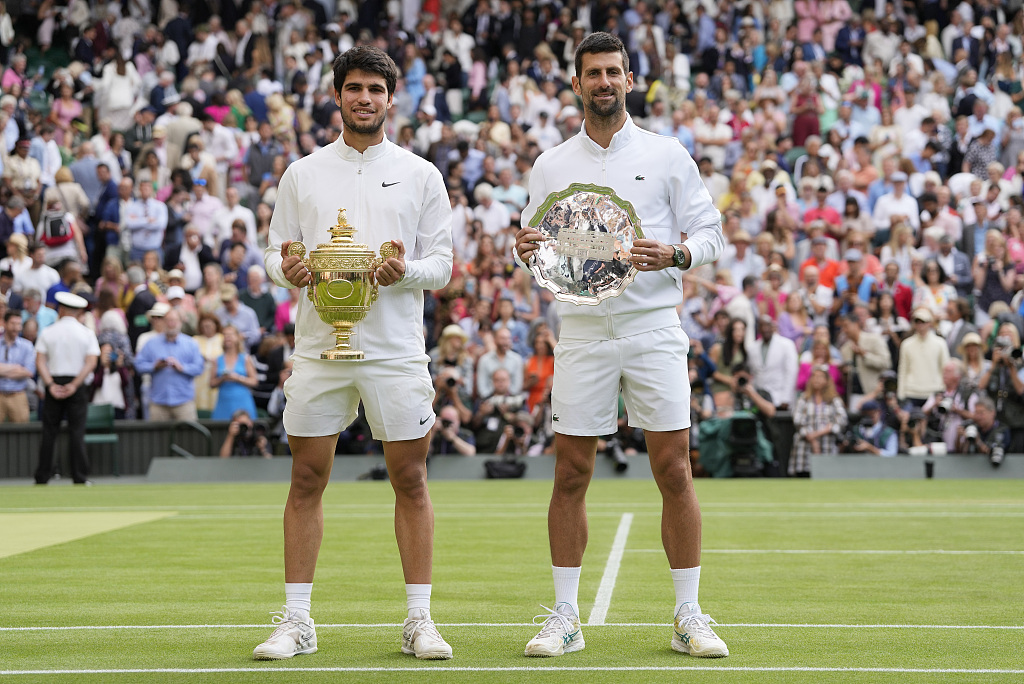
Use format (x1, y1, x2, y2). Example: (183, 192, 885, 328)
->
(441, 419, 453, 429)
(513, 425, 525, 438)
(737, 376, 748, 388)
(445, 377, 457, 387)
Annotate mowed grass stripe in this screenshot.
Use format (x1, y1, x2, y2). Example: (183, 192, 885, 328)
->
(2, 666, 1024, 675)
(2, 623, 1023, 631)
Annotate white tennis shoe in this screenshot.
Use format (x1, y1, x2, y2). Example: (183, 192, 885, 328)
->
(671, 603, 729, 657)
(402, 609, 453, 660)
(524, 603, 585, 657)
(252, 606, 318, 660)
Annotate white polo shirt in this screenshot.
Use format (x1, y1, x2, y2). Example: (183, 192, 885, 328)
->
(35, 314, 100, 376)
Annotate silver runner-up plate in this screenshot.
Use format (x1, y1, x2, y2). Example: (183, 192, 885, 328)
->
(527, 183, 644, 305)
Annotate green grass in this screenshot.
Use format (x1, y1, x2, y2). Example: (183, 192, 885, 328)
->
(1, 479, 1023, 683)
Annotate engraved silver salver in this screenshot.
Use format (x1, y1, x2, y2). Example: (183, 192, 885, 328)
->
(528, 183, 644, 305)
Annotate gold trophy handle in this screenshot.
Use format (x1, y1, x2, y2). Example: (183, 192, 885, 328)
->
(287, 241, 313, 301)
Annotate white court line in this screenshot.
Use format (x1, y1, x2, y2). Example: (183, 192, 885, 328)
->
(629, 549, 1024, 556)
(1, 667, 1023, 675)
(2, 622, 1022, 632)
(587, 512, 633, 626)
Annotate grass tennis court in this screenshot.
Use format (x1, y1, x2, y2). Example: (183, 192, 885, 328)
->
(1, 478, 1022, 683)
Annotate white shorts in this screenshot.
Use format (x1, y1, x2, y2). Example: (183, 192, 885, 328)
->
(283, 354, 436, 442)
(551, 326, 691, 436)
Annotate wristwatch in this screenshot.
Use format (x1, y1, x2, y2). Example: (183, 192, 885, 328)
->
(672, 245, 689, 270)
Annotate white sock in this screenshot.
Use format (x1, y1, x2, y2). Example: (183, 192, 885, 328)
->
(406, 583, 431, 618)
(285, 582, 312, 623)
(671, 566, 701, 616)
(552, 566, 581, 617)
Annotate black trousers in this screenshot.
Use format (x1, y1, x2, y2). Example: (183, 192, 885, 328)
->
(35, 377, 90, 484)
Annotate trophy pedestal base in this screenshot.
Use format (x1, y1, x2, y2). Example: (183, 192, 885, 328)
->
(321, 349, 365, 361)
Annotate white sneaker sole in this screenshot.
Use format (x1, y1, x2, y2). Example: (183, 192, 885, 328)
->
(671, 637, 728, 658)
(402, 645, 453, 660)
(253, 645, 317, 660)
(524, 638, 585, 657)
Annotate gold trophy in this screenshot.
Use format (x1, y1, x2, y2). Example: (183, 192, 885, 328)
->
(287, 208, 397, 360)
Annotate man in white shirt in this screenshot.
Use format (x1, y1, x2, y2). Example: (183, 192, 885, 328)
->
(189, 179, 225, 254)
(33, 291, 99, 485)
(215, 186, 258, 247)
(717, 230, 765, 287)
(257, 46, 454, 662)
(473, 182, 511, 239)
(476, 327, 524, 398)
(694, 103, 731, 172)
(200, 114, 240, 200)
(749, 316, 799, 409)
(872, 172, 920, 234)
(14, 243, 60, 295)
(697, 156, 729, 204)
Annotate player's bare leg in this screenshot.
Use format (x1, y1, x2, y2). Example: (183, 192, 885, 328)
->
(383, 435, 452, 660)
(525, 434, 596, 657)
(646, 428, 728, 658)
(254, 433, 338, 660)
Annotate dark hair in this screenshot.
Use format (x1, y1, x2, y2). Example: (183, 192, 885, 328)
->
(721, 318, 748, 367)
(574, 31, 629, 80)
(923, 258, 948, 283)
(333, 45, 399, 97)
(4, 310, 21, 322)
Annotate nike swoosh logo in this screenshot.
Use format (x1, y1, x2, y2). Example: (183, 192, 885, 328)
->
(419, 415, 432, 425)
(382, 181, 400, 187)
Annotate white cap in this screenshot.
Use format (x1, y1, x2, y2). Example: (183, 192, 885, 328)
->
(147, 302, 171, 318)
(55, 291, 89, 309)
(165, 286, 186, 301)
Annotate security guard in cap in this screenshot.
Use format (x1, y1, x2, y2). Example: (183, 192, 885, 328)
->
(34, 291, 100, 485)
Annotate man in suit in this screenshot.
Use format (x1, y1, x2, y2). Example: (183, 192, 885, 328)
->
(840, 314, 892, 413)
(835, 16, 865, 66)
(419, 74, 451, 123)
(945, 299, 977, 359)
(952, 25, 981, 72)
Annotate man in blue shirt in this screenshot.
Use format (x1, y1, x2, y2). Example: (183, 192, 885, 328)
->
(215, 284, 262, 350)
(0, 312, 35, 422)
(45, 260, 83, 308)
(133, 309, 205, 421)
(21, 289, 58, 331)
(832, 249, 877, 317)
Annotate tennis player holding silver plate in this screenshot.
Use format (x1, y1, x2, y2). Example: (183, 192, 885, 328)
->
(513, 32, 728, 660)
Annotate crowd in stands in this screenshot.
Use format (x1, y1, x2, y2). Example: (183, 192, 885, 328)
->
(1, 0, 1023, 473)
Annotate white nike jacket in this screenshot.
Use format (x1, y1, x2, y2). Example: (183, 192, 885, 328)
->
(265, 136, 453, 361)
(520, 115, 724, 341)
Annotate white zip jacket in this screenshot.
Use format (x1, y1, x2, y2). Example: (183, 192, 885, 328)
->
(520, 115, 724, 341)
(265, 136, 453, 361)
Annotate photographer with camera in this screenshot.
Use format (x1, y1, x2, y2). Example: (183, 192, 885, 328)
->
(976, 325, 1024, 451)
(922, 360, 977, 453)
(847, 400, 898, 456)
(428, 405, 476, 456)
(220, 408, 271, 458)
(495, 410, 533, 458)
(839, 314, 891, 413)
(428, 325, 475, 425)
(956, 397, 1009, 467)
(472, 367, 525, 453)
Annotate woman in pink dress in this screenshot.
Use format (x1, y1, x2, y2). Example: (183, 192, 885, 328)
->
(794, 0, 820, 44)
(48, 82, 82, 148)
(819, 0, 853, 53)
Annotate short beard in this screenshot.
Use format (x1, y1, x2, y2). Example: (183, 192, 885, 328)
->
(584, 90, 624, 121)
(340, 110, 386, 136)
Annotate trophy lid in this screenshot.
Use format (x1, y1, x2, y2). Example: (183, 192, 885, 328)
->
(312, 208, 376, 257)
